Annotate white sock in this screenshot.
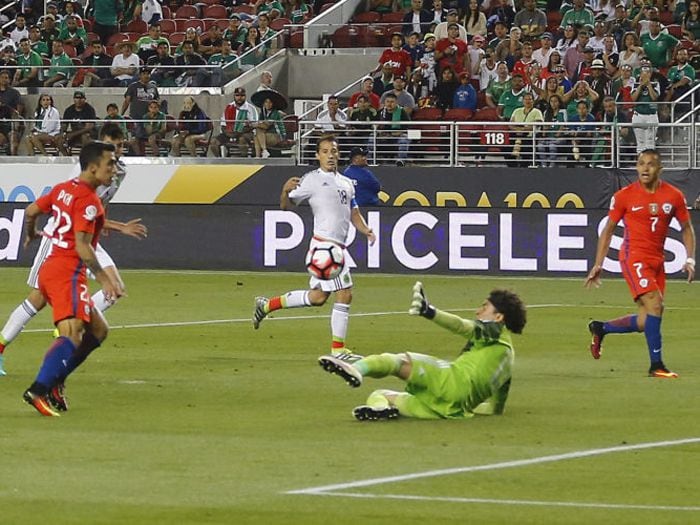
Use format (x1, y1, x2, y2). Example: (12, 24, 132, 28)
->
(92, 290, 116, 313)
(331, 303, 350, 350)
(282, 290, 311, 308)
(1, 300, 39, 345)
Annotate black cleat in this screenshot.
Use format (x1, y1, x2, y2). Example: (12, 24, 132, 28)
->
(353, 405, 399, 421)
(588, 320, 605, 359)
(47, 383, 69, 412)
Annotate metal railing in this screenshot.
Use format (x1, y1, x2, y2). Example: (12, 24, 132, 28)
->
(295, 120, 700, 169)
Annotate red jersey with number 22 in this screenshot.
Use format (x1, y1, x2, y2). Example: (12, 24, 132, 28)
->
(608, 180, 689, 262)
(34, 177, 105, 263)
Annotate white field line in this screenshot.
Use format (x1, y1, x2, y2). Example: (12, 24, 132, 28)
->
(19, 303, 700, 334)
(285, 437, 700, 496)
(309, 492, 700, 512)
(285, 438, 700, 511)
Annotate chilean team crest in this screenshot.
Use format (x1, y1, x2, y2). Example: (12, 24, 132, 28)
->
(648, 203, 658, 216)
(662, 202, 673, 214)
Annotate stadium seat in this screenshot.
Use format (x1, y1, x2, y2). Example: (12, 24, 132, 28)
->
(667, 24, 682, 38)
(354, 11, 381, 24)
(203, 5, 228, 19)
(63, 43, 77, 58)
(82, 19, 92, 32)
(546, 10, 562, 31)
(472, 107, 499, 121)
(412, 107, 443, 120)
(659, 10, 674, 26)
(106, 32, 131, 47)
(380, 11, 406, 24)
(182, 19, 206, 33)
(169, 32, 187, 46)
(159, 19, 177, 33)
(123, 19, 148, 33)
(175, 5, 199, 18)
(234, 5, 255, 15)
(444, 108, 474, 121)
(332, 25, 359, 48)
(268, 115, 298, 157)
(161, 5, 171, 19)
(270, 17, 291, 31)
(679, 39, 695, 51)
(289, 29, 304, 48)
(197, 0, 221, 5)
(319, 3, 336, 13)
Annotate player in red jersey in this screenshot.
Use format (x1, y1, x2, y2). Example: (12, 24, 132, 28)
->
(585, 150, 696, 378)
(21, 141, 123, 416)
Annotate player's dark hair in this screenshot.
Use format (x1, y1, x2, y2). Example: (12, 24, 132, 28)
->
(639, 149, 660, 161)
(488, 289, 527, 334)
(80, 141, 116, 171)
(99, 122, 125, 141)
(316, 133, 338, 152)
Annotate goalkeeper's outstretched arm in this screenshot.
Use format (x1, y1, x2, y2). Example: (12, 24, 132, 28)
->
(408, 281, 476, 338)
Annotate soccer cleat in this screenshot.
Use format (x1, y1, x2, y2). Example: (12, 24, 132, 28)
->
(0, 353, 6, 377)
(52, 328, 60, 338)
(648, 364, 679, 379)
(47, 383, 69, 412)
(353, 405, 399, 421)
(252, 296, 269, 330)
(588, 320, 605, 360)
(318, 355, 362, 387)
(22, 389, 60, 417)
(331, 350, 364, 364)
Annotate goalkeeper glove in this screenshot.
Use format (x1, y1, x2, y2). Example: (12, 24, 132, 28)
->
(408, 281, 436, 319)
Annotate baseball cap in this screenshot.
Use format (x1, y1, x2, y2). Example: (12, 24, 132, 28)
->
(447, 8, 458, 15)
(423, 32, 435, 42)
(361, 75, 373, 83)
(139, 66, 151, 73)
(43, 13, 55, 20)
(473, 34, 486, 43)
(458, 70, 470, 79)
(350, 146, 368, 157)
(394, 74, 406, 81)
(591, 59, 605, 68)
(448, 22, 459, 29)
(541, 32, 552, 40)
(234, 87, 246, 94)
(230, 13, 241, 20)
(73, 90, 85, 98)
(582, 46, 595, 53)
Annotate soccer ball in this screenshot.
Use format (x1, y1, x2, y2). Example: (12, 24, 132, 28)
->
(305, 241, 345, 280)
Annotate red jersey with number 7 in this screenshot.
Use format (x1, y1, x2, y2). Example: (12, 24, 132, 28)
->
(608, 180, 689, 262)
(34, 177, 105, 262)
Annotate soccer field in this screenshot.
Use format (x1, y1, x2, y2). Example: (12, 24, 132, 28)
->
(0, 268, 699, 525)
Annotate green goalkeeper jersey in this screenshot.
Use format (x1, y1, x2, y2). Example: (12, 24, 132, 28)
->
(406, 309, 514, 418)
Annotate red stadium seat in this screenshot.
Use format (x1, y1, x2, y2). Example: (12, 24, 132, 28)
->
(270, 17, 291, 31)
(159, 19, 177, 33)
(203, 5, 228, 19)
(666, 24, 682, 38)
(183, 19, 206, 33)
(289, 29, 304, 48)
(123, 19, 147, 33)
(444, 108, 474, 121)
(380, 11, 406, 24)
(175, 5, 199, 18)
(234, 4, 255, 15)
(82, 18, 92, 32)
(412, 107, 443, 120)
(472, 107, 499, 121)
(332, 25, 359, 48)
(161, 5, 171, 19)
(106, 32, 131, 47)
(354, 11, 381, 24)
(63, 43, 77, 58)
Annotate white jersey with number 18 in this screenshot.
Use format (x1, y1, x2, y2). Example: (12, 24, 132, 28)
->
(288, 168, 356, 245)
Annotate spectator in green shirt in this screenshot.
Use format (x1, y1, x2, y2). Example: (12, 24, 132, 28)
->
(223, 15, 247, 50)
(497, 73, 527, 120)
(132, 99, 167, 156)
(201, 39, 240, 87)
(44, 40, 73, 87)
(93, 0, 124, 45)
(14, 37, 43, 87)
(485, 62, 511, 108)
(136, 23, 170, 62)
(641, 18, 679, 68)
(255, 0, 284, 20)
(40, 14, 61, 50)
(57, 15, 88, 55)
(560, 0, 595, 30)
(29, 26, 49, 57)
(104, 103, 129, 135)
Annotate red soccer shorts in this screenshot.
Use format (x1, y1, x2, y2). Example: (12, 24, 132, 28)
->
(620, 256, 666, 300)
(38, 257, 92, 324)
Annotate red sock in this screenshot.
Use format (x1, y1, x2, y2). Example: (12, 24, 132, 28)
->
(268, 297, 283, 312)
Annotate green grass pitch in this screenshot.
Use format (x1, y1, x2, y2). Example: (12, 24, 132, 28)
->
(1, 268, 699, 524)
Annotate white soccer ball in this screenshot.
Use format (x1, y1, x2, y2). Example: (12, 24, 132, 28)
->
(305, 241, 345, 280)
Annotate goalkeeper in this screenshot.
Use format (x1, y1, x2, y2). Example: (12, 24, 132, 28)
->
(318, 282, 526, 421)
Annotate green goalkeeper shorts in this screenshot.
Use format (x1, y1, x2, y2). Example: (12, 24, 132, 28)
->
(402, 352, 475, 419)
